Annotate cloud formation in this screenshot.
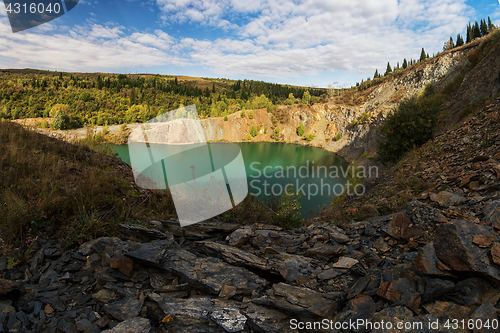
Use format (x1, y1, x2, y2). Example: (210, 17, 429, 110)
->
(0, 0, 475, 84)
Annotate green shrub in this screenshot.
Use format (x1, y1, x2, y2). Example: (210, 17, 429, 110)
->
(305, 134, 316, 142)
(378, 91, 443, 162)
(335, 133, 342, 141)
(250, 125, 257, 137)
(264, 127, 268, 134)
(273, 127, 280, 140)
(247, 133, 251, 140)
(248, 110, 254, 119)
(297, 122, 305, 136)
(241, 111, 246, 118)
(52, 110, 69, 130)
(224, 115, 228, 121)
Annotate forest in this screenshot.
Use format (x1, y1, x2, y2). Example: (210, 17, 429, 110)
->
(0, 70, 327, 129)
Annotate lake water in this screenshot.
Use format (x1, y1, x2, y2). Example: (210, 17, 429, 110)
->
(107, 142, 349, 217)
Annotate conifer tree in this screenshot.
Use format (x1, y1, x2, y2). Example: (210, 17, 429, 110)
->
(374, 69, 379, 79)
(473, 21, 481, 39)
(480, 19, 488, 36)
(466, 23, 472, 43)
(420, 48, 426, 62)
(385, 62, 392, 76)
(426, 52, 429, 59)
(488, 17, 494, 31)
(456, 34, 464, 47)
(402, 58, 408, 69)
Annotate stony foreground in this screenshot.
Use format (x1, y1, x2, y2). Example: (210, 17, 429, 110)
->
(1, 188, 500, 333)
(1, 102, 500, 332)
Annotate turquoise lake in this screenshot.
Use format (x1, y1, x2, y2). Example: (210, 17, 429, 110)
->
(107, 142, 349, 217)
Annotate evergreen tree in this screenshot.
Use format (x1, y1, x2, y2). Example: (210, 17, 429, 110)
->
(480, 19, 488, 36)
(466, 23, 472, 43)
(456, 34, 464, 47)
(250, 125, 257, 137)
(396, 62, 400, 70)
(488, 17, 494, 31)
(297, 122, 305, 136)
(374, 69, 379, 79)
(402, 58, 408, 69)
(385, 62, 392, 76)
(426, 52, 429, 59)
(473, 21, 481, 39)
(420, 48, 426, 62)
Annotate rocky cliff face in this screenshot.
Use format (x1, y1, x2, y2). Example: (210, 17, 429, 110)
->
(198, 47, 474, 163)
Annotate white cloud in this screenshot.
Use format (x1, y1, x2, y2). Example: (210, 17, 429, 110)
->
(0, 21, 185, 71)
(0, 0, 474, 84)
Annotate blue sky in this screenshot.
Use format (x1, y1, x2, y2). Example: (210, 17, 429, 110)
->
(1, 0, 499, 88)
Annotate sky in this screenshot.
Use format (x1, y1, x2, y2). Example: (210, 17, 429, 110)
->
(0, 0, 499, 88)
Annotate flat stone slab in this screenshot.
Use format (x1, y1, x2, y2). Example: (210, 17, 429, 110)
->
(252, 283, 343, 318)
(161, 249, 267, 296)
(103, 297, 144, 321)
(102, 317, 152, 333)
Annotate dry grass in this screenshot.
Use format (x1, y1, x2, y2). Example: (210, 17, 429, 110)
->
(0, 120, 178, 248)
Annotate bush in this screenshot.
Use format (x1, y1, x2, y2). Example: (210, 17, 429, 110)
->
(305, 134, 316, 142)
(224, 115, 228, 121)
(248, 110, 254, 119)
(51, 110, 69, 130)
(241, 111, 246, 118)
(297, 122, 305, 136)
(273, 127, 280, 140)
(250, 125, 257, 137)
(378, 92, 443, 162)
(335, 133, 342, 141)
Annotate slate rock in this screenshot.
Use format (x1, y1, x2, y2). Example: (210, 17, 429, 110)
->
(430, 191, 466, 207)
(126, 239, 175, 267)
(118, 223, 173, 243)
(423, 301, 473, 319)
(102, 317, 152, 333)
(318, 268, 344, 280)
(158, 296, 220, 333)
(332, 256, 359, 269)
(103, 298, 144, 321)
(387, 214, 423, 240)
(347, 275, 371, 299)
(483, 199, 500, 228)
(200, 241, 268, 271)
(414, 242, 452, 276)
(0, 279, 22, 295)
(345, 294, 377, 331)
(433, 220, 500, 281)
(304, 242, 344, 258)
(210, 308, 246, 332)
(470, 302, 499, 333)
(226, 226, 254, 247)
(162, 249, 267, 296)
(244, 304, 293, 333)
(252, 283, 343, 318)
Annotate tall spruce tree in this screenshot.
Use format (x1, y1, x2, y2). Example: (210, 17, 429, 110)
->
(473, 21, 481, 39)
(420, 47, 426, 62)
(488, 17, 494, 31)
(466, 23, 472, 43)
(385, 62, 392, 76)
(374, 69, 379, 79)
(402, 58, 408, 69)
(480, 19, 488, 36)
(456, 34, 464, 47)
